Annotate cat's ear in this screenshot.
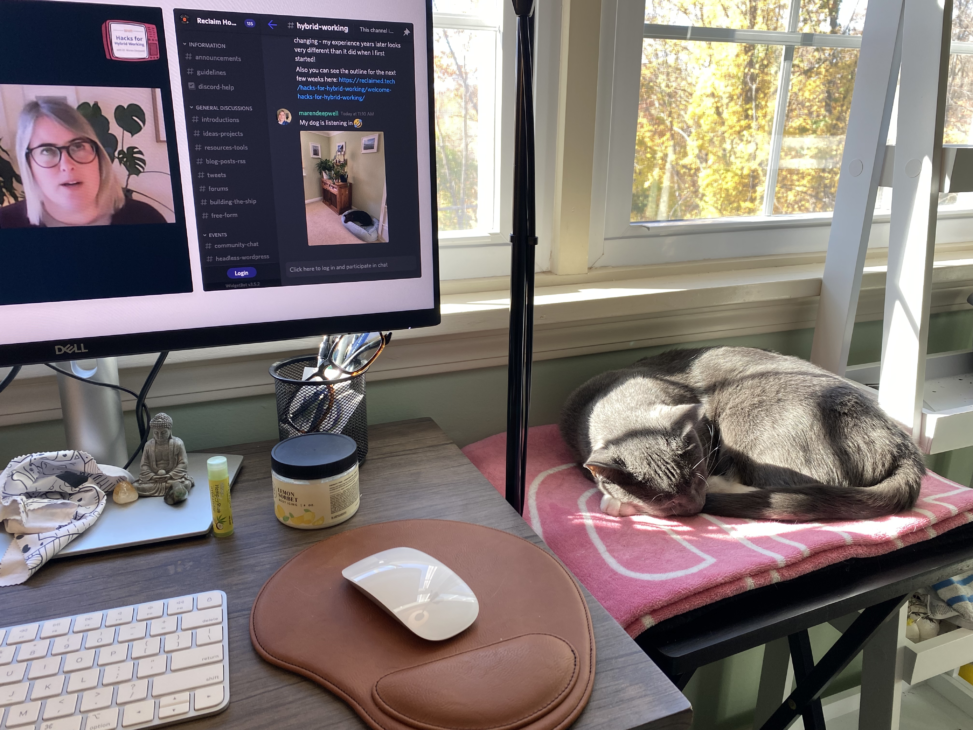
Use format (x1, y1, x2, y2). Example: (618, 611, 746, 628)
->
(584, 457, 632, 486)
(669, 403, 703, 437)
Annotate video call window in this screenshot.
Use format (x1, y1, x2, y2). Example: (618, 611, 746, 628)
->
(0, 2, 191, 306)
(0, 86, 175, 229)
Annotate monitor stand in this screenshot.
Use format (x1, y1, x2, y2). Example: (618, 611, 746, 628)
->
(28, 357, 246, 556)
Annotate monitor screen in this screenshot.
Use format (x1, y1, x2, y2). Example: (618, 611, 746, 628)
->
(0, 0, 438, 367)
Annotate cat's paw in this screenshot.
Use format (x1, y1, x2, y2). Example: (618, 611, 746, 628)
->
(599, 494, 643, 517)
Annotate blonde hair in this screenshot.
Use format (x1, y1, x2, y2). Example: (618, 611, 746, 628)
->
(16, 99, 125, 225)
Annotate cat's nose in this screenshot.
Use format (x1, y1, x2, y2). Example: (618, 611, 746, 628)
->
(668, 492, 705, 516)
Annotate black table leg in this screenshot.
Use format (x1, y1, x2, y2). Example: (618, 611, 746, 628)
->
(788, 630, 827, 730)
(671, 668, 696, 691)
(759, 594, 907, 730)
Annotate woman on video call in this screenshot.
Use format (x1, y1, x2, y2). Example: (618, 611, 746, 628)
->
(0, 99, 165, 228)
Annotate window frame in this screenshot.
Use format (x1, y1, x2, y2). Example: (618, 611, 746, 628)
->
(589, 0, 973, 270)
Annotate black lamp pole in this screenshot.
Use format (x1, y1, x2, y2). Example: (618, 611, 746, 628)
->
(504, 0, 537, 515)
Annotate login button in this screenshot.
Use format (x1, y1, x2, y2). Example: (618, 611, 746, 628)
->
(227, 267, 257, 279)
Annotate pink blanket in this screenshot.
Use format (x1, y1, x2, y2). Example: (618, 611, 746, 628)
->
(463, 425, 973, 638)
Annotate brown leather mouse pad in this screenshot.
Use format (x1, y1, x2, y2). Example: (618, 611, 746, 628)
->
(250, 519, 595, 730)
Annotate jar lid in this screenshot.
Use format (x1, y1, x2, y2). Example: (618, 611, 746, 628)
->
(271, 433, 358, 480)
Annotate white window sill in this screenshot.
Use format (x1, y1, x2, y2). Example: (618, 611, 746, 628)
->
(3, 244, 972, 427)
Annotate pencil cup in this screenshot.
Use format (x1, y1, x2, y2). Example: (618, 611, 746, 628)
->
(270, 356, 368, 464)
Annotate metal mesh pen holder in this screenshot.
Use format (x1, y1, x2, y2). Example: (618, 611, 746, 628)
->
(270, 355, 368, 464)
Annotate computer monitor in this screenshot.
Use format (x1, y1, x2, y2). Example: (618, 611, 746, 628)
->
(0, 0, 439, 368)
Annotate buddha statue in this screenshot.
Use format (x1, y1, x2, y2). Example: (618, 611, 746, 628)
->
(133, 413, 194, 504)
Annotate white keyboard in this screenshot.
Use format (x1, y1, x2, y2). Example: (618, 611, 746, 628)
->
(0, 591, 229, 730)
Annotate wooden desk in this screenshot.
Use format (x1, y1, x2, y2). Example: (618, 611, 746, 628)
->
(322, 179, 352, 214)
(3, 419, 691, 730)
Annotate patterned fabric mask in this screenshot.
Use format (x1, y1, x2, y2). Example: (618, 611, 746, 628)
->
(0, 451, 130, 586)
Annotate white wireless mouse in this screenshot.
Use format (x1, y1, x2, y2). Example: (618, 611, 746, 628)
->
(341, 547, 479, 641)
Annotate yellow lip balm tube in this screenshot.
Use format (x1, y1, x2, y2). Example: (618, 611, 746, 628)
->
(207, 456, 234, 537)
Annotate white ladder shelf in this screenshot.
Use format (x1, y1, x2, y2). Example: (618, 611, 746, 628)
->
(756, 0, 973, 727)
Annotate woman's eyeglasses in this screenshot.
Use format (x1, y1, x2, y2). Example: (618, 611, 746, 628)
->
(26, 138, 98, 168)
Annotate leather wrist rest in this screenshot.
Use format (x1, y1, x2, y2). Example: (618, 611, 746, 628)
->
(250, 519, 595, 730)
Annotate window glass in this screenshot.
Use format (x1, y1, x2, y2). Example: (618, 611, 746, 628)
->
(632, 39, 782, 221)
(644, 0, 789, 32)
(434, 27, 493, 232)
(774, 47, 858, 214)
(797, 0, 866, 36)
(954, 0, 973, 42)
(433, 0, 494, 16)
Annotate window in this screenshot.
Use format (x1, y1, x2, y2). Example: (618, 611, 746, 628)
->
(432, 1, 505, 237)
(431, 1, 560, 280)
(590, 0, 973, 269)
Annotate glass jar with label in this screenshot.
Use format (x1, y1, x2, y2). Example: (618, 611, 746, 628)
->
(271, 433, 360, 529)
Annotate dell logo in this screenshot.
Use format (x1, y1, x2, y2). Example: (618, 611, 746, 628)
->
(55, 344, 88, 355)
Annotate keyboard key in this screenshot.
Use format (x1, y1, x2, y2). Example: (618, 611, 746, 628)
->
(64, 650, 95, 672)
(41, 692, 77, 719)
(195, 591, 223, 609)
(158, 692, 189, 708)
(137, 655, 168, 679)
(30, 674, 64, 700)
(0, 629, 4, 644)
(180, 608, 222, 631)
(0, 682, 28, 706)
(116, 680, 148, 704)
(16, 639, 49, 661)
(102, 662, 134, 686)
(40, 619, 71, 639)
(159, 700, 190, 718)
(164, 632, 192, 653)
(80, 687, 114, 712)
(3, 700, 40, 726)
(136, 602, 164, 622)
(67, 667, 100, 693)
(86, 707, 120, 730)
(51, 634, 83, 655)
(194, 684, 225, 711)
(122, 699, 155, 727)
(195, 625, 223, 647)
(152, 664, 223, 697)
(167, 596, 194, 615)
(0, 664, 26, 685)
(28, 656, 62, 679)
(98, 645, 129, 665)
(41, 714, 83, 730)
(149, 617, 178, 637)
(0, 646, 14, 665)
(73, 612, 103, 632)
(117, 623, 147, 644)
(85, 628, 116, 649)
(105, 607, 134, 627)
(6, 624, 38, 644)
(131, 637, 161, 660)
(170, 644, 223, 672)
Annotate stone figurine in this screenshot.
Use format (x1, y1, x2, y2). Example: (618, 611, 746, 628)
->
(133, 413, 195, 504)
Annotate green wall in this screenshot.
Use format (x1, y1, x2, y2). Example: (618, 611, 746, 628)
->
(331, 130, 386, 222)
(2, 309, 971, 730)
(300, 131, 332, 201)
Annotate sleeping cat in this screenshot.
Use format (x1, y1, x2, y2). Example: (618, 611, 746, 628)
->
(559, 347, 924, 521)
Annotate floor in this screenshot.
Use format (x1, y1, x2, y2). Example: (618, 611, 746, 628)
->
(305, 202, 370, 246)
(789, 682, 973, 730)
